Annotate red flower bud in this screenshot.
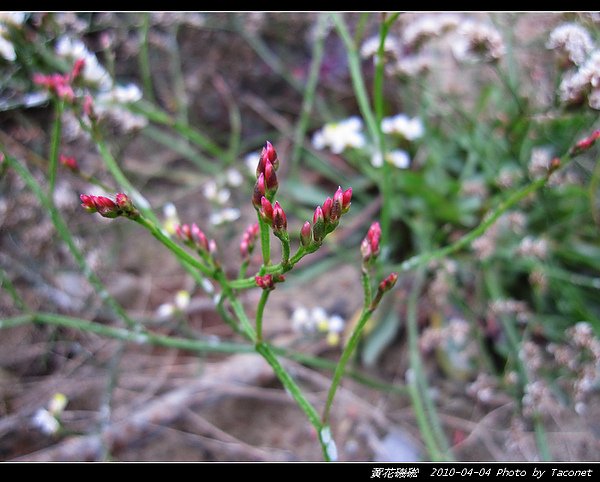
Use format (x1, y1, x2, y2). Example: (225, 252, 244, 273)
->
(371, 272, 398, 310)
(83, 94, 96, 120)
(300, 221, 312, 247)
(331, 186, 344, 223)
(60, 154, 78, 171)
(252, 173, 266, 209)
(321, 197, 332, 223)
(264, 160, 278, 198)
(115, 193, 132, 210)
(342, 187, 352, 213)
(255, 274, 274, 290)
(240, 222, 260, 259)
(312, 205, 325, 244)
(191, 223, 209, 252)
(570, 130, 600, 157)
(71, 58, 85, 81)
(80, 194, 97, 213)
(272, 201, 287, 234)
(262, 140, 278, 170)
(361, 221, 381, 263)
(260, 196, 274, 223)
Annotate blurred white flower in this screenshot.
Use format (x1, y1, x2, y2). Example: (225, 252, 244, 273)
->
(0, 13, 24, 62)
(203, 180, 231, 204)
(99, 83, 143, 104)
(528, 147, 553, 179)
(371, 149, 411, 169)
(32, 409, 60, 435)
(156, 303, 175, 319)
(381, 114, 424, 140)
(55, 36, 112, 90)
(174, 290, 191, 311)
(162, 202, 180, 236)
(312, 117, 366, 154)
(0, 36, 15, 61)
(292, 306, 346, 346)
(452, 20, 505, 63)
(244, 152, 261, 174)
(226, 168, 244, 187)
(360, 35, 399, 59)
(547, 23, 594, 66)
(209, 207, 240, 226)
(48, 393, 68, 416)
(0, 12, 26, 26)
(402, 13, 461, 49)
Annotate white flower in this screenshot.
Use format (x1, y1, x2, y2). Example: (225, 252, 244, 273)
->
(381, 114, 424, 140)
(0, 35, 16, 61)
(360, 35, 398, 59)
(371, 149, 411, 169)
(156, 303, 175, 319)
(32, 409, 59, 435)
(547, 23, 594, 66)
(452, 20, 505, 63)
(174, 290, 190, 311)
(589, 88, 600, 110)
(328, 315, 345, 334)
(226, 168, 244, 187)
(391, 54, 432, 77)
(292, 307, 313, 333)
(402, 13, 461, 49)
(0, 12, 26, 26)
(48, 393, 68, 416)
(55, 36, 112, 90)
(209, 207, 240, 226)
(312, 117, 366, 154)
(244, 152, 261, 174)
(203, 180, 231, 204)
(528, 147, 552, 179)
(312, 306, 330, 332)
(108, 83, 143, 104)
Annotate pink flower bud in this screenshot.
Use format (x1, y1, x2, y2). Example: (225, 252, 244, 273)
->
(83, 94, 96, 120)
(262, 140, 278, 170)
(191, 223, 209, 252)
(255, 274, 274, 290)
(342, 187, 352, 213)
(240, 222, 260, 259)
(71, 58, 85, 81)
(300, 221, 312, 247)
(252, 173, 266, 209)
(321, 197, 332, 223)
(80, 194, 97, 213)
(115, 193, 132, 210)
(312, 206, 325, 244)
(264, 160, 278, 197)
(272, 201, 287, 234)
(361, 221, 381, 263)
(570, 130, 600, 157)
(371, 272, 398, 310)
(331, 187, 344, 223)
(260, 196, 274, 223)
(60, 154, 78, 171)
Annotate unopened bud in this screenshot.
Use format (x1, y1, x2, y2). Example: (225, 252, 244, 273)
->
(361, 221, 381, 264)
(260, 196, 274, 223)
(71, 58, 85, 81)
(240, 222, 260, 259)
(191, 223, 209, 251)
(322, 197, 333, 223)
(60, 154, 78, 172)
(331, 186, 344, 223)
(570, 130, 600, 157)
(80, 194, 97, 213)
(262, 140, 278, 170)
(255, 274, 274, 290)
(79, 194, 120, 218)
(272, 201, 287, 235)
(300, 221, 312, 247)
(312, 206, 325, 244)
(371, 272, 398, 310)
(342, 187, 352, 213)
(264, 160, 278, 199)
(252, 173, 266, 209)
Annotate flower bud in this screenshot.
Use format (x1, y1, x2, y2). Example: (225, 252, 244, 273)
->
(361, 221, 381, 263)
(252, 173, 266, 209)
(191, 223, 209, 252)
(300, 221, 312, 247)
(312, 206, 325, 244)
(240, 222, 260, 259)
(60, 154, 78, 172)
(272, 201, 287, 235)
(342, 187, 352, 213)
(262, 140, 278, 170)
(264, 160, 278, 198)
(80, 194, 97, 213)
(255, 274, 274, 290)
(570, 130, 600, 157)
(371, 272, 398, 310)
(71, 58, 86, 81)
(93, 195, 119, 218)
(260, 196, 274, 223)
(321, 197, 333, 223)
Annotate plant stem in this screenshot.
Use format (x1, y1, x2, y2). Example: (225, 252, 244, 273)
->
(255, 289, 270, 344)
(255, 342, 331, 461)
(48, 99, 64, 196)
(258, 215, 271, 269)
(139, 13, 156, 105)
(322, 270, 373, 425)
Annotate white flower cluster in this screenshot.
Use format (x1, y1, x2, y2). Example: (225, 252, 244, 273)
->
(547, 22, 594, 66)
(516, 236, 549, 259)
(0, 12, 25, 62)
(381, 113, 424, 140)
(292, 306, 345, 347)
(32, 392, 68, 435)
(528, 146, 553, 179)
(156, 290, 191, 320)
(202, 168, 243, 226)
(312, 116, 366, 154)
(371, 150, 410, 169)
(55, 36, 112, 90)
(359, 35, 399, 60)
(451, 20, 506, 63)
(401, 13, 461, 49)
(550, 22, 600, 110)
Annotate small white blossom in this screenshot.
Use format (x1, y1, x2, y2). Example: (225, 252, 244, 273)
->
(528, 146, 553, 179)
(48, 393, 68, 416)
(162, 203, 180, 236)
(402, 13, 461, 49)
(174, 290, 190, 311)
(244, 152, 261, 174)
(381, 114, 424, 140)
(312, 117, 366, 154)
(547, 23, 595, 66)
(452, 20, 505, 63)
(203, 180, 231, 204)
(226, 168, 244, 187)
(209, 207, 240, 226)
(0, 36, 15, 61)
(0, 12, 26, 26)
(32, 409, 60, 435)
(55, 36, 112, 90)
(156, 303, 175, 319)
(371, 149, 411, 169)
(360, 35, 399, 59)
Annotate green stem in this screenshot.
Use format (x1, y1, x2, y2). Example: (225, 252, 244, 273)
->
(280, 234, 290, 267)
(255, 289, 270, 344)
(258, 215, 271, 268)
(255, 342, 331, 461)
(139, 13, 156, 105)
(0, 268, 26, 311)
(0, 313, 253, 354)
(134, 215, 213, 278)
(48, 99, 64, 196)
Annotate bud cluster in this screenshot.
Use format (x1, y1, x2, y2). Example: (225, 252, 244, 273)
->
(255, 273, 285, 291)
(252, 141, 279, 208)
(80, 193, 139, 219)
(33, 59, 86, 103)
(240, 222, 260, 260)
(175, 223, 216, 256)
(304, 186, 352, 247)
(360, 221, 381, 264)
